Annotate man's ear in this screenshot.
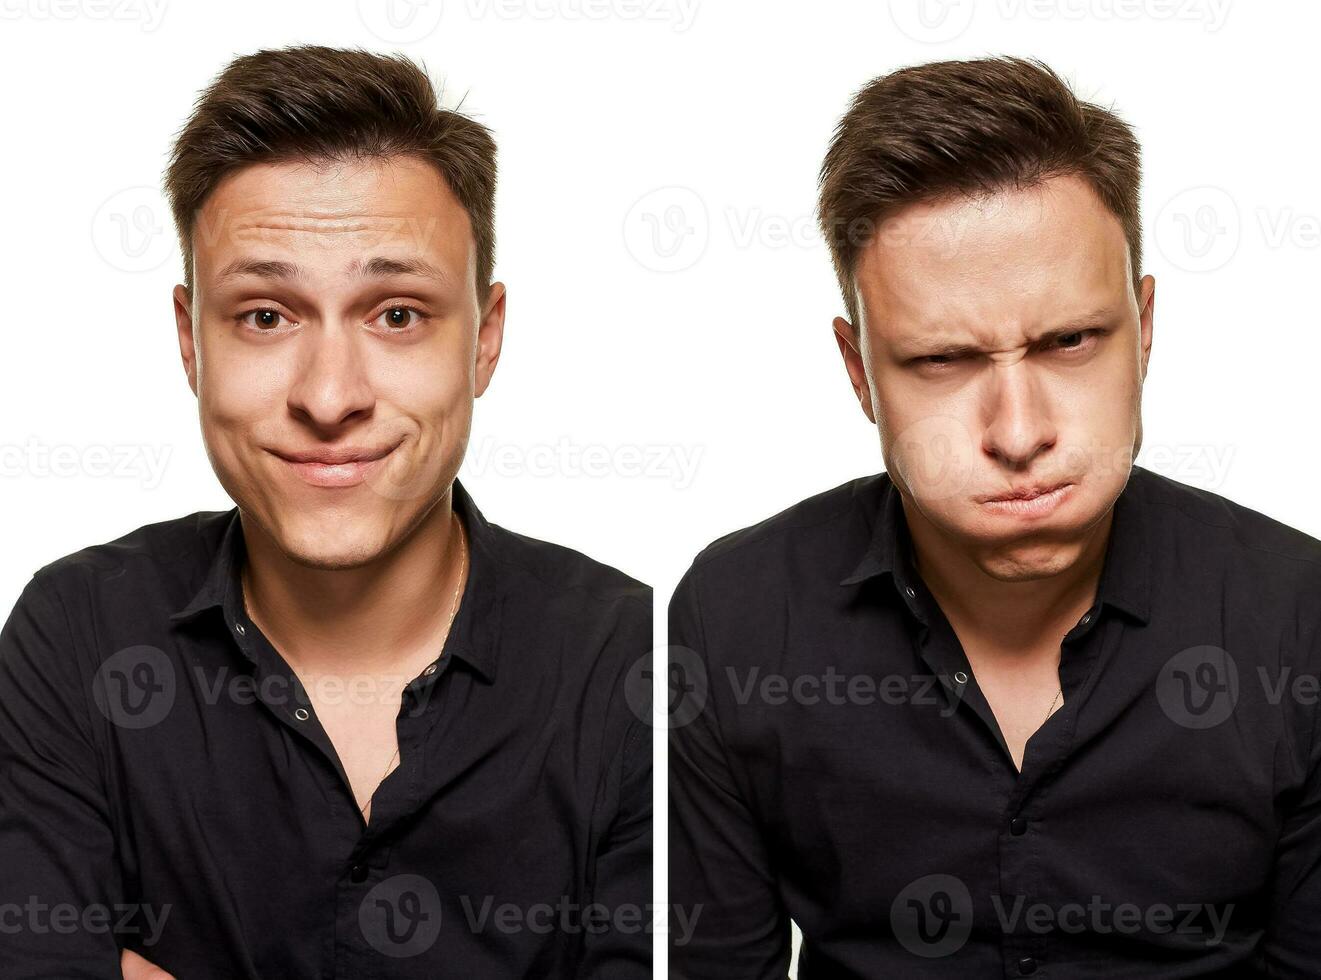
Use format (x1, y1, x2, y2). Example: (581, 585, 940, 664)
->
(173, 283, 198, 397)
(1137, 274, 1155, 381)
(474, 281, 506, 399)
(833, 316, 876, 424)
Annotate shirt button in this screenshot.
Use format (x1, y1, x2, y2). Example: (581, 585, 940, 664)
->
(293, 707, 309, 721)
(349, 863, 368, 883)
(234, 621, 246, 636)
(422, 663, 438, 677)
(1010, 816, 1027, 836)
(953, 670, 968, 685)
(1018, 955, 1038, 975)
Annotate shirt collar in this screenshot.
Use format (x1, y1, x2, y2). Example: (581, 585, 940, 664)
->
(168, 476, 503, 682)
(839, 468, 1153, 626)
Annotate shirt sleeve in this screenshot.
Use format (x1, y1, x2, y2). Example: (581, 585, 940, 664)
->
(0, 573, 124, 978)
(1258, 621, 1321, 976)
(578, 601, 653, 979)
(668, 564, 791, 979)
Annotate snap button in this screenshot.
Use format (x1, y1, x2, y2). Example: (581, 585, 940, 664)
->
(349, 863, 368, 883)
(953, 670, 968, 684)
(234, 621, 246, 636)
(293, 707, 309, 721)
(1010, 816, 1027, 836)
(904, 586, 916, 598)
(1080, 613, 1091, 626)
(1018, 955, 1037, 975)
(422, 663, 438, 677)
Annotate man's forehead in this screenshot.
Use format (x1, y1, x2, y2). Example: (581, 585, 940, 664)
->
(193, 158, 473, 280)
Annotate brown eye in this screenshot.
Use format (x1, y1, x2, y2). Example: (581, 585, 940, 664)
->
(373, 306, 428, 331)
(1057, 332, 1084, 348)
(237, 308, 290, 330)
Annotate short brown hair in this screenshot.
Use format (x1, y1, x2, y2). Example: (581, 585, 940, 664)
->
(164, 45, 498, 300)
(818, 56, 1141, 327)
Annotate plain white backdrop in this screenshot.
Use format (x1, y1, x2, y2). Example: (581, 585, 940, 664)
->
(2, 1, 1319, 975)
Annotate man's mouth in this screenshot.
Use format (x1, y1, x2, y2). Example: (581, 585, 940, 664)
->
(978, 481, 1075, 517)
(268, 441, 401, 489)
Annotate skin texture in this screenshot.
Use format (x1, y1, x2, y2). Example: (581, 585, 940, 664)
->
(170, 155, 504, 829)
(833, 173, 1155, 768)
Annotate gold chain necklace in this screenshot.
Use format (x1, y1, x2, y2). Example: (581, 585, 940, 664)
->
(357, 509, 467, 817)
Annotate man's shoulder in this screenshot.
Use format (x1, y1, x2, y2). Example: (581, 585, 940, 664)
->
(29, 509, 231, 595)
(1135, 467, 1321, 571)
(484, 520, 651, 616)
(685, 472, 885, 580)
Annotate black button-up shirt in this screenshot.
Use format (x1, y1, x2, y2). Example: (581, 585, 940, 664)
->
(0, 478, 652, 978)
(669, 466, 1321, 978)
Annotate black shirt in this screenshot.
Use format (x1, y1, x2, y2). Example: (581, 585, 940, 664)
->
(669, 466, 1321, 978)
(0, 478, 652, 978)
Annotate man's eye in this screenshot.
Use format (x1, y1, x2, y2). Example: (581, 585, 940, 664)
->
(374, 306, 429, 331)
(1050, 330, 1099, 353)
(237, 308, 291, 330)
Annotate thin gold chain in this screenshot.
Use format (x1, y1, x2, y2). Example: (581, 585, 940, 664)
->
(357, 508, 467, 817)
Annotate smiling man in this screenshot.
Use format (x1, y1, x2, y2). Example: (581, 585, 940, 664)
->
(0, 46, 651, 978)
(669, 58, 1321, 977)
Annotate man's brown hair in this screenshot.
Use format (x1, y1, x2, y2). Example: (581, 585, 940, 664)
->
(818, 56, 1141, 328)
(164, 44, 498, 302)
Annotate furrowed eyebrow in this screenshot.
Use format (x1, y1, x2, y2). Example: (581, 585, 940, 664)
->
(213, 256, 452, 286)
(897, 309, 1122, 359)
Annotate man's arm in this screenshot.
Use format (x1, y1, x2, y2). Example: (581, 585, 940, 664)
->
(668, 565, 791, 979)
(1257, 623, 1321, 976)
(579, 714, 652, 978)
(0, 574, 125, 978)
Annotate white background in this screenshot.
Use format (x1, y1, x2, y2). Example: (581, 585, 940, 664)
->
(1, 1, 1319, 975)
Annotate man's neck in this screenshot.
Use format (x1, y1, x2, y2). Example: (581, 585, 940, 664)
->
(902, 496, 1113, 655)
(238, 495, 467, 676)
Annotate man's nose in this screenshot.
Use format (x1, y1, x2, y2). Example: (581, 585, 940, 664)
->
(286, 325, 376, 431)
(980, 364, 1056, 469)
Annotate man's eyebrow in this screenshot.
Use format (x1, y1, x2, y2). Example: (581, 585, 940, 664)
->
(213, 256, 453, 285)
(894, 308, 1124, 358)
(215, 258, 305, 284)
(348, 256, 453, 284)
